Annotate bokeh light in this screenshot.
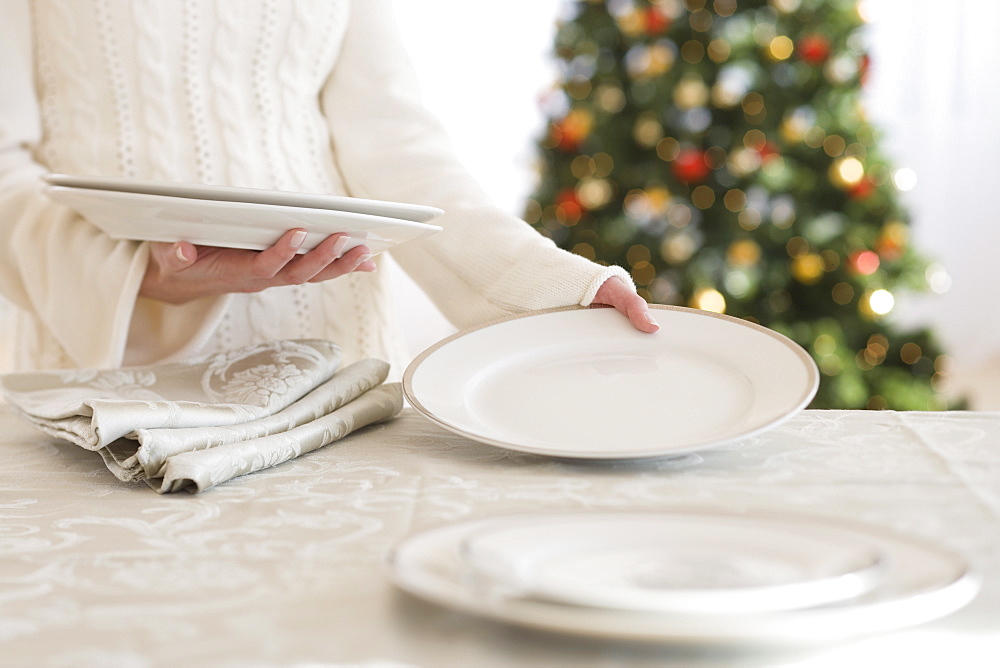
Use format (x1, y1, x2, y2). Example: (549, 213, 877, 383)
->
(692, 287, 726, 313)
(893, 167, 918, 192)
(868, 289, 895, 315)
(528, 0, 954, 410)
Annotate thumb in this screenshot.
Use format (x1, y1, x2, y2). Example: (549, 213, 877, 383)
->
(153, 242, 198, 272)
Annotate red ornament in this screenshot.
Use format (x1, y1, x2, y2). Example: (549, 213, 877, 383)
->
(643, 7, 671, 35)
(672, 148, 712, 184)
(849, 250, 880, 276)
(847, 176, 876, 200)
(798, 34, 831, 65)
(875, 237, 903, 261)
(875, 224, 906, 261)
(757, 141, 780, 160)
(859, 53, 872, 86)
(552, 123, 581, 152)
(551, 110, 592, 152)
(555, 188, 584, 220)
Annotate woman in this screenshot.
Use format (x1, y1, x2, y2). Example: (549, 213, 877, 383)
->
(0, 0, 656, 376)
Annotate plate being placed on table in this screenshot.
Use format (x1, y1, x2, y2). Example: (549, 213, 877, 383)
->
(403, 305, 820, 460)
(43, 174, 443, 254)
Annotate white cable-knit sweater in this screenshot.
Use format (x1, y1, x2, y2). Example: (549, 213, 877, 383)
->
(0, 0, 631, 377)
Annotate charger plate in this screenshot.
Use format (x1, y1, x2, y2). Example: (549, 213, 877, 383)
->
(46, 185, 441, 255)
(386, 510, 980, 644)
(43, 173, 443, 222)
(403, 305, 819, 459)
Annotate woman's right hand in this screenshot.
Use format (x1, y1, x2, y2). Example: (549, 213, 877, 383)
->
(139, 229, 375, 304)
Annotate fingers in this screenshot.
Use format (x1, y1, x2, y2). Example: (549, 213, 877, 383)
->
(303, 243, 375, 283)
(141, 231, 375, 304)
(250, 229, 310, 279)
(610, 288, 658, 333)
(341, 244, 377, 272)
(593, 276, 659, 333)
(262, 232, 375, 285)
(623, 293, 660, 333)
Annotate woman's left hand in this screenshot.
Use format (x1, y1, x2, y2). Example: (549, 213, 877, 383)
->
(592, 277, 660, 333)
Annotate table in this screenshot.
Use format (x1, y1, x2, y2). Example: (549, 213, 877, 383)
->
(1, 406, 998, 666)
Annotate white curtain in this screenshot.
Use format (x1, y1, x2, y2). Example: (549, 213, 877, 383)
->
(864, 0, 1000, 399)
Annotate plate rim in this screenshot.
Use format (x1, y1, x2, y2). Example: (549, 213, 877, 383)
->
(45, 184, 443, 253)
(385, 508, 981, 644)
(402, 304, 820, 459)
(46, 184, 444, 231)
(42, 173, 445, 222)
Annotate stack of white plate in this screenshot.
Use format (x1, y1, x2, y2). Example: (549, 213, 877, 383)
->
(42, 173, 443, 254)
(387, 509, 980, 644)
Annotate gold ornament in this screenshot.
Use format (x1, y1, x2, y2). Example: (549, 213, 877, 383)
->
(660, 233, 698, 263)
(646, 186, 672, 213)
(726, 239, 761, 266)
(780, 110, 812, 143)
(767, 35, 794, 61)
(674, 75, 710, 109)
(631, 261, 656, 286)
(617, 10, 645, 37)
(792, 253, 825, 284)
(576, 179, 614, 210)
(633, 113, 665, 148)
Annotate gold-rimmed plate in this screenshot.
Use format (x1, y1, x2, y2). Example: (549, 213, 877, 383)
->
(403, 305, 819, 459)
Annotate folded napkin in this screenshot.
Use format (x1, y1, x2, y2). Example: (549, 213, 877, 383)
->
(0, 339, 403, 493)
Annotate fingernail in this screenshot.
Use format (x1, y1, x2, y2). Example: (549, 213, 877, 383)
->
(290, 230, 308, 249)
(332, 236, 350, 258)
(644, 312, 659, 328)
(353, 253, 372, 268)
(175, 244, 190, 263)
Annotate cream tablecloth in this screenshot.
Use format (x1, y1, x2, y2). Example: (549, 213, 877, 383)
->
(1, 406, 998, 667)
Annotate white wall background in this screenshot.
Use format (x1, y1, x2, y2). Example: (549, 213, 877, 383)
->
(863, 0, 1000, 408)
(389, 0, 562, 356)
(391, 0, 1000, 408)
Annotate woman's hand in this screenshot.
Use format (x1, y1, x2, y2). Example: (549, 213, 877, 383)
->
(592, 276, 660, 333)
(140, 229, 375, 304)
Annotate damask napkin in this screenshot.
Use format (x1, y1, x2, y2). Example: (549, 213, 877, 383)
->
(0, 339, 403, 493)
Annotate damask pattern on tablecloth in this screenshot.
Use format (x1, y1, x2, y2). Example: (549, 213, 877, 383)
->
(1, 408, 998, 666)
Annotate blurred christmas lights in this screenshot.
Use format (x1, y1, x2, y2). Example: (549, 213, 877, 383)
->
(528, 0, 956, 410)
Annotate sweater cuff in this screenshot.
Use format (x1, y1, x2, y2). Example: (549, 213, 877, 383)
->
(579, 264, 636, 307)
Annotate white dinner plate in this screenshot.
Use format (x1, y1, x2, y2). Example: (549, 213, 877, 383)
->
(386, 509, 981, 644)
(45, 185, 442, 255)
(403, 306, 819, 459)
(460, 512, 887, 614)
(43, 173, 444, 222)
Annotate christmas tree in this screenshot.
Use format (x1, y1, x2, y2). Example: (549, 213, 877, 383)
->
(526, 0, 954, 409)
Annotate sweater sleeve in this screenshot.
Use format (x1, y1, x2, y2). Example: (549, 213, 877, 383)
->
(0, 0, 148, 369)
(320, 0, 634, 329)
